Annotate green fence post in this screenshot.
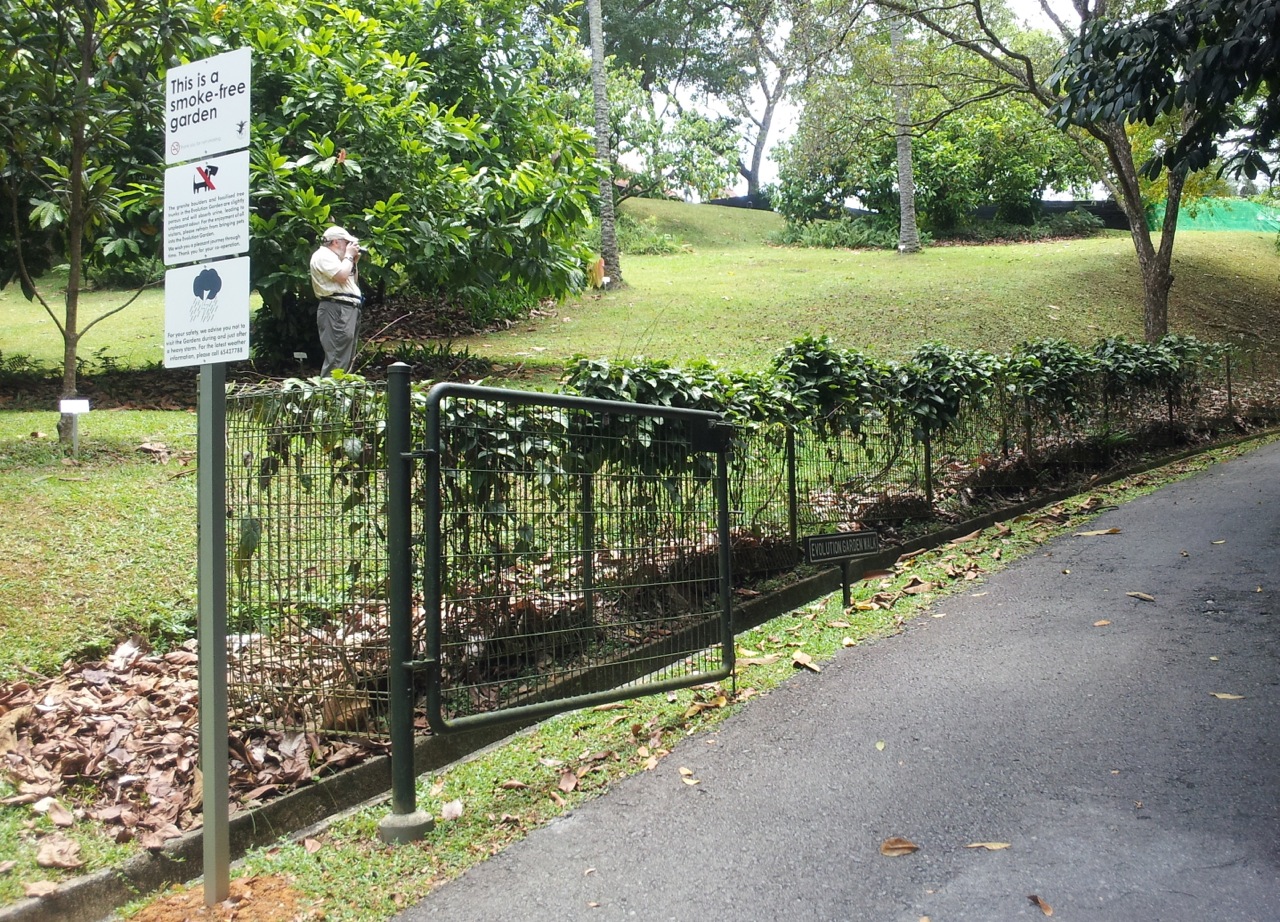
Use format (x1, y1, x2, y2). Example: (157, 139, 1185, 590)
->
(378, 363, 434, 845)
(922, 430, 934, 509)
(1226, 353, 1234, 418)
(786, 428, 798, 548)
(716, 440, 735, 682)
(582, 473, 595, 622)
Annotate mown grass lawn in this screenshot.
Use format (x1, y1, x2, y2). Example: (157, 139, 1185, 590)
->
(460, 217, 1280, 374)
(0, 411, 198, 680)
(3, 203, 1276, 379)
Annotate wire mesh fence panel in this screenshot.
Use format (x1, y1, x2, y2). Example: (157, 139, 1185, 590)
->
(225, 379, 393, 738)
(792, 421, 927, 531)
(726, 425, 799, 575)
(421, 384, 734, 731)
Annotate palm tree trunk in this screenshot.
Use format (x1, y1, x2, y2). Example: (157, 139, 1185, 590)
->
(588, 0, 623, 289)
(890, 18, 920, 254)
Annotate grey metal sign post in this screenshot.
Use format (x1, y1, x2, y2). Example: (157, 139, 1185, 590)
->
(163, 46, 252, 907)
(196, 363, 229, 900)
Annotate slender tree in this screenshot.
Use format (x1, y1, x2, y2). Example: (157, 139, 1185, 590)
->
(0, 0, 201, 442)
(723, 0, 868, 199)
(588, 0, 623, 288)
(889, 17, 920, 253)
(877, 0, 1190, 341)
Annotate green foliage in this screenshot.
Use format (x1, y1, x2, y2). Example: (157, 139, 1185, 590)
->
(363, 341, 493, 381)
(562, 333, 1225, 449)
(564, 355, 727, 413)
(201, 0, 602, 364)
(0, 0, 208, 396)
(941, 210, 1105, 244)
(768, 335, 891, 436)
(603, 65, 741, 204)
(1051, 0, 1280, 179)
(616, 208, 696, 252)
(593, 210, 692, 255)
(594, 0, 741, 99)
(779, 57, 1095, 232)
(1006, 338, 1098, 424)
(771, 214, 919, 250)
(898, 343, 1000, 441)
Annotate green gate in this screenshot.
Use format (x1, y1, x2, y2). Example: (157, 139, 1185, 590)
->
(390, 377, 736, 733)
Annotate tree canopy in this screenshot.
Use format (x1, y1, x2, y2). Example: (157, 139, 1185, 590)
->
(0, 0, 206, 407)
(1051, 0, 1280, 180)
(776, 18, 1092, 231)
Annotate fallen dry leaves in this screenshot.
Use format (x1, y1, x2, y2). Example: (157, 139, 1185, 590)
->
(879, 836, 920, 857)
(0, 638, 386, 849)
(35, 834, 83, 869)
(1028, 894, 1054, 916)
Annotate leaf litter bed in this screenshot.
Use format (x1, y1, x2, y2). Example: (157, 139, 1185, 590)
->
(0, 638, 386, 869)
(0, 446, 1165, 861)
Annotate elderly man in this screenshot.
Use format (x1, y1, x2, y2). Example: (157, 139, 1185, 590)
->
(311, 225, 364, 376)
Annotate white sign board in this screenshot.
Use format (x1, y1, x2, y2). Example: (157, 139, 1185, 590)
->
(164, 150, 250, 266)
(165, 48, 251, 165)
(164, 256, 251, 368)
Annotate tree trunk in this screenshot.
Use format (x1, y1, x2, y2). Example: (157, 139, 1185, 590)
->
(742, 66, 789, 201)
(1094, 121, 1179, 342)
(890, 19, 920, 254)
(59, 11, 94, 444)
(588, 0, 623, 289)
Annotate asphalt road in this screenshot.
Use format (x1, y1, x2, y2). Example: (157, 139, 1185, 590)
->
(398, 441, 1280, 922)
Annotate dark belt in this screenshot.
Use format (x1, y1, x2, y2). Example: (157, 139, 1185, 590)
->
(323, 294, 363, 308)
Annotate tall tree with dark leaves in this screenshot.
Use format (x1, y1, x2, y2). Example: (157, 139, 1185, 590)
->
(877, 0, 1195, 341)
(1051, 0, 1279, 182)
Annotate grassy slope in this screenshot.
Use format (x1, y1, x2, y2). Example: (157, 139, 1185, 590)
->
(0, 270, 166, 370)
(460, 199, 1280, 375)
(2, 202, 1276, 376)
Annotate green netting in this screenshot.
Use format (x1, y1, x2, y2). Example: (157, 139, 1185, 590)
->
(1148, 197, 1280, 231)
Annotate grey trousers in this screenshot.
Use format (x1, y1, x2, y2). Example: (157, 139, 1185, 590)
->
(317, 299, 360, 376)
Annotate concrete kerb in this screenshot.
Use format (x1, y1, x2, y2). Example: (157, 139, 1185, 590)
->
(4, 428, 1273, 922)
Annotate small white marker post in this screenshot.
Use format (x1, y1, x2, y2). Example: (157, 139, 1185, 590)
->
(58, 398, 90, 458)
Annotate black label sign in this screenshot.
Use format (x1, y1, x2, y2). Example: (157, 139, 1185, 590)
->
(804, 531, 880, 564)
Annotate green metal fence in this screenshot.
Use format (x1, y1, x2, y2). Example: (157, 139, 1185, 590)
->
(222, 355, 1269, 741)
(225, 379, 393, 737)
(412, 381, 736, 732)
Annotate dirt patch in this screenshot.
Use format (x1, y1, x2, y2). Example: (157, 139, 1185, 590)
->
(128, 875, 316, 922)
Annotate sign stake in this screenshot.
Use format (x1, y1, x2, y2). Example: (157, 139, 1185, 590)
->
(198, 363, 230, 904)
